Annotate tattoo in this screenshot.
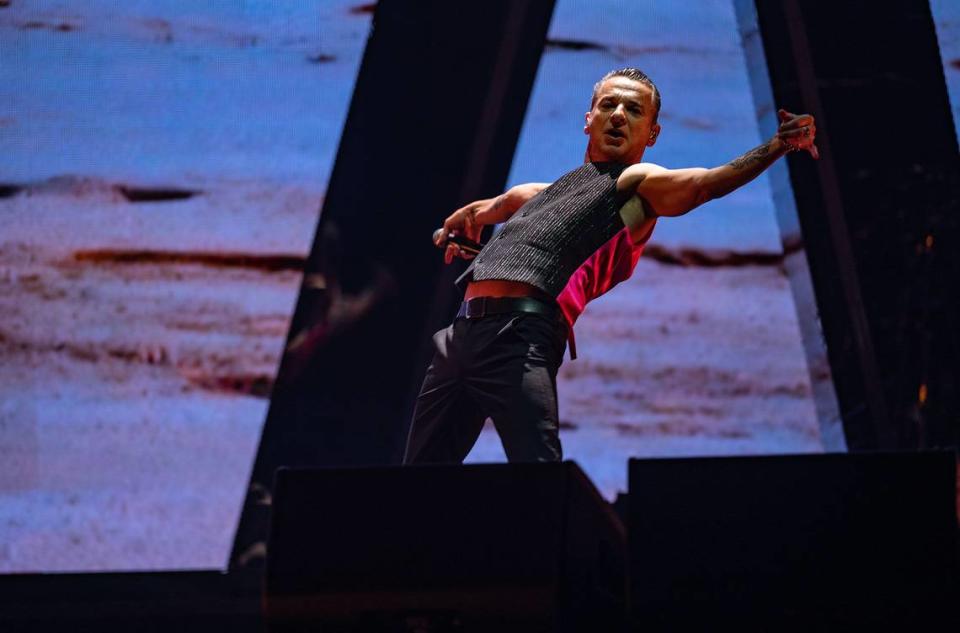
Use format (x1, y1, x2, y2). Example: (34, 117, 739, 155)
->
(728, 140, 773, 170)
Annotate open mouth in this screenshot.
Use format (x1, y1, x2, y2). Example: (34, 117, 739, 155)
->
(605, 128, 626, 139)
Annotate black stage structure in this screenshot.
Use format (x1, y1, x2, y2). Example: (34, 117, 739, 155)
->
(3, 0, 959, 631)
(735, 0, 960, 451)
(230, 0, 559, 572)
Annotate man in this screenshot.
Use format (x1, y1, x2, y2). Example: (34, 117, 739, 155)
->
(403, 67, 818, 464)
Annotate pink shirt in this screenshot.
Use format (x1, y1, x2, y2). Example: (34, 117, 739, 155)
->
(556, 223, 655, 359)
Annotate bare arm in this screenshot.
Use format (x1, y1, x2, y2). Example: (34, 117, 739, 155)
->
(632, 109, 817, 217)
(438, 182, 550, 262)
(475, 182, 550, 225)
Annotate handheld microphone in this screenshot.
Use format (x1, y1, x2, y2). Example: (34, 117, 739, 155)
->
(432, 229, 484, 255)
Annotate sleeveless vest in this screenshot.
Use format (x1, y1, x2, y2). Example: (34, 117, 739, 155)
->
(457, 162, 632, 297)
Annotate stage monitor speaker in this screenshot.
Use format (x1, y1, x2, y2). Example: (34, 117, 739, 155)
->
(264, 461, 625, 633)
(628, 451, 958, 629)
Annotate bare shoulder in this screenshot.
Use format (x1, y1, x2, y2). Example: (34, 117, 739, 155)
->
(522, 182, 552, 195)
(617, 162, 667, 192)
(506, 181, 552, 206)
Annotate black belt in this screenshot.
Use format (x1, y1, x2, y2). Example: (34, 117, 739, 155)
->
(456, 296, 559, 320)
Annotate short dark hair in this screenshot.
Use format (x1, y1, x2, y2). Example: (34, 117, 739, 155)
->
(591, 67, 661, 122)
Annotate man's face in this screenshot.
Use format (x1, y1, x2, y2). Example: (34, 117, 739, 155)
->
(584, 77, 660, 164)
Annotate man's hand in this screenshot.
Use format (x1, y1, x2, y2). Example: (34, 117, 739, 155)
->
(776, 108, 819, 159)
(437, 200, 486, 263)
(436, 183, 551, 264)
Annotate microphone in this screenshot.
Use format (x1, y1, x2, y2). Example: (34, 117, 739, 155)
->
(432, 229, 484, 255)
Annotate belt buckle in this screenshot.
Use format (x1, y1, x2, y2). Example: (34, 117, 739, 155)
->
(466, 297, 486, 319)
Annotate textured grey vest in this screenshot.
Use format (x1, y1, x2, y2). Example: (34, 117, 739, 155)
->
(457, 161, 632, 297)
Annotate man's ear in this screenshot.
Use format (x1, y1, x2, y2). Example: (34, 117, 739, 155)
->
(584, 111, 592, 134)
(647, 123, 661, 146)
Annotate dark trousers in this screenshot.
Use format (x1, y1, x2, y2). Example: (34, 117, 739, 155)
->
(403, 311, 568, 464)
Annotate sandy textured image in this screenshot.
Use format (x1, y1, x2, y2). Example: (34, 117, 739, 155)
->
(0, 0, 371, 572)
(0, 177, 318, 571)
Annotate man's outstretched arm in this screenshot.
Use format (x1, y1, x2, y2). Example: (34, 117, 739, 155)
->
(630, 109, 818, 217)
(437, 182, 550, 262)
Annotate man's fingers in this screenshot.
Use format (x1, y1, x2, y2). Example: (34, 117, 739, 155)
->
(777, 109, 815, 129)
(784, 114, 814, 128)
(445, 242, 478, 263)
(444, 206, 469, 232)
(444, 243, 458, 264)
(808, 143, 820, 160)
(777, 125, 817, 138)
(779, 125, 816, 140)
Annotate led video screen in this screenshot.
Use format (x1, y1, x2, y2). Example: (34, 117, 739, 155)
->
(1, 0, 957, 573)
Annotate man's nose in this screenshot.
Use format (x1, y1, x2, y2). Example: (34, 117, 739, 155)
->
(611, 105, 626, 123)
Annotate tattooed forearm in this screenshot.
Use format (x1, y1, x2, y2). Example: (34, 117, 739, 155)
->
(728, 140, 773, 170)
(698, 139, 788, 204)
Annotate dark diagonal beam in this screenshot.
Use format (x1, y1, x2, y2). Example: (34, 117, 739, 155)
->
(230, 0, 557, 571)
